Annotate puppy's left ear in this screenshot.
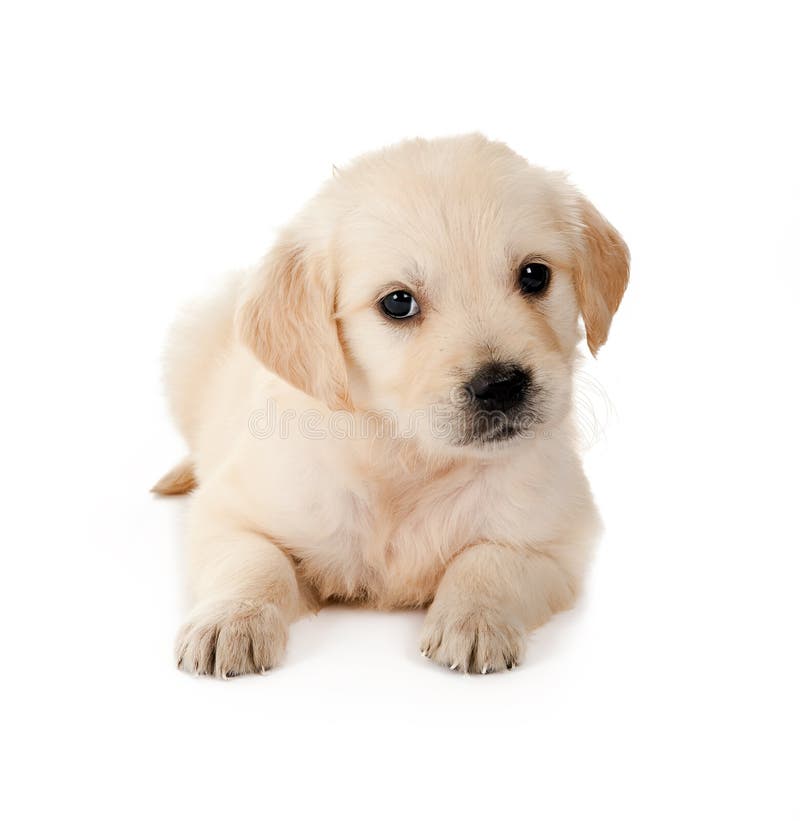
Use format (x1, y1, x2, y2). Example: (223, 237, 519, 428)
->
(572, 197, 630, 356)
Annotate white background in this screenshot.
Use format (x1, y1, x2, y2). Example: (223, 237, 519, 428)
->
(2, 1, 798, 819)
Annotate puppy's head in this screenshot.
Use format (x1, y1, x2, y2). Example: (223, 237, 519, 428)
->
(238, 135, 628, 452)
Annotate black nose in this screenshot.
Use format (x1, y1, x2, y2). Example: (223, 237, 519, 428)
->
(466, 364, 531, 412)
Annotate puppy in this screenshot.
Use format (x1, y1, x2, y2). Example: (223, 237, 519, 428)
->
(156, 134, 629, 676)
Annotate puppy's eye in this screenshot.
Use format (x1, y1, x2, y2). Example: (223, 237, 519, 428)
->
(380, 290, 420, 319)
(519, 262, 551, 295)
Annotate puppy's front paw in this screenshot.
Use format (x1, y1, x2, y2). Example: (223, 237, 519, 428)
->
(420, 604, 526, 674)
(175, 599, 288, 678)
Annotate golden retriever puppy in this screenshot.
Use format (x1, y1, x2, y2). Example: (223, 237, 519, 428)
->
(156, 134, 629, 676)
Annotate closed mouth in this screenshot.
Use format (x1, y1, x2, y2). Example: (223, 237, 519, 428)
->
(455, 413, 535, 446)
(477, 421, 527, 444)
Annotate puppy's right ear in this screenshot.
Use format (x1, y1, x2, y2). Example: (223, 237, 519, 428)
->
(235, 239, 350, 409)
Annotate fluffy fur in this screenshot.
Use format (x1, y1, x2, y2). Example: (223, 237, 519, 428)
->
(158, 134, 629, 676)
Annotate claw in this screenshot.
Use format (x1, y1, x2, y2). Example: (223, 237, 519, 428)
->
(481, 665, 488, 675)
(449, 661, 459, 670)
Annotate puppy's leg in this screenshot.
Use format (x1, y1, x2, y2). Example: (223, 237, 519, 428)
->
(176, 490, 303, 678)
(420, 542, 582, 674)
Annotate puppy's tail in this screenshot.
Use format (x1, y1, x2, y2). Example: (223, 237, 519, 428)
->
(151, 457, 197, 496)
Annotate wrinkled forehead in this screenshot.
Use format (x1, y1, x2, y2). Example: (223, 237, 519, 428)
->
(330, 158, 577, 309)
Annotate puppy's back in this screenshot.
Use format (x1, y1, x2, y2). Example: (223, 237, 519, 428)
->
(162, 272, 243, 454)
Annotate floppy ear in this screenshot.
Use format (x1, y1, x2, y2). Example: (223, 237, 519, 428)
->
(236, 239, 350, 409)
(572, 197, 630, 356)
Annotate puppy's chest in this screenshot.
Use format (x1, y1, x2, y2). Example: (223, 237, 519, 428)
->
(291, 469, 494, 606)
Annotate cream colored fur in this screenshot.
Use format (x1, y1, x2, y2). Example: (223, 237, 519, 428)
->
(160, 134, 629, 676)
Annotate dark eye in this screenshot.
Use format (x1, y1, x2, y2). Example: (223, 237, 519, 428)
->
(380, 290, 420, 319)
(519, 262, 551, 295)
